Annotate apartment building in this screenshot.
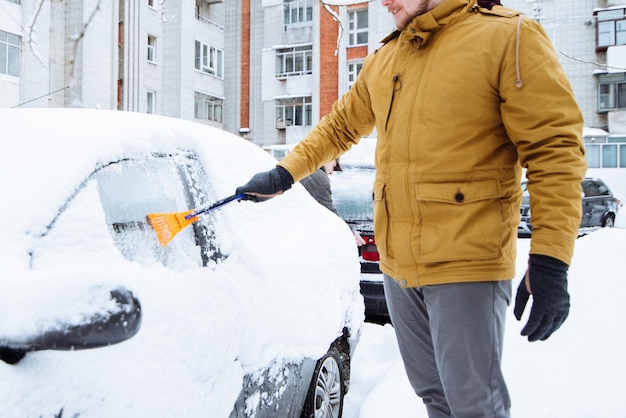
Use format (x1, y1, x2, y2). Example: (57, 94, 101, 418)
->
(2, 0, 625, 194)
(226, 1, 626, 184)
(506, 0, 626, 197)
(222, 0, 394, 147)
(0, 0, 226, 127)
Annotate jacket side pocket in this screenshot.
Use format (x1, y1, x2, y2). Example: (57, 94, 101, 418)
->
(415, 179, 503, 263)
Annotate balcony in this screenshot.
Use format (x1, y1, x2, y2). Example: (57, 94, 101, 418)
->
(196, 13, 224, 31)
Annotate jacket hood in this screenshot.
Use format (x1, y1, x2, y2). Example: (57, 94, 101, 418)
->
(391, 0, 524, 88)
(402, 0, 474, 45)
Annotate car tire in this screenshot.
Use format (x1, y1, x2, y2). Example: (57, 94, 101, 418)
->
(301, 346, 345, 418)
(602, 214, 615, 228)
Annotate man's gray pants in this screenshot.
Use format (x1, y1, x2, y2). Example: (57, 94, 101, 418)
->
(383, 275, 512, 418)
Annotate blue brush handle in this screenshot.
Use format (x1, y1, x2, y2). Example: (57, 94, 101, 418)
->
(185, 193, 245, 220)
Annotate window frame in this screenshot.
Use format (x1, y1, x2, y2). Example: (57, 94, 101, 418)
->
(347, 60, 364, 89)
(597, 72, 626, 112)
(194, 40, 224, 79)
(0, 29, 20, 77)
(147, 35, 157, 63)
(147, 90, 156, 114)
(275, 44, 313, 78)
(584, 135, 626, 168)
(594, 7, 626, 51)
(194, 91, 224, 123)
(274, 96, 312, 128)
(283, 0, 313, 28)
(348, 9, 369, 47)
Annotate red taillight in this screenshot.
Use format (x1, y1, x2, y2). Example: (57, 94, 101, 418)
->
(363, 249, 380, 261)
(361, 235, 380, 261)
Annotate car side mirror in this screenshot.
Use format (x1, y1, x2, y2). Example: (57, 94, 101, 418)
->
(0, 287, 141, 365)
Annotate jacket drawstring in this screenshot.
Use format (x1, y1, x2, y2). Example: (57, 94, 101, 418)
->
(515, 14, 523, 88)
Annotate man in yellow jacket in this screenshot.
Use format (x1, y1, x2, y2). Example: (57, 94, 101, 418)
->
(236, 0, 587, 416)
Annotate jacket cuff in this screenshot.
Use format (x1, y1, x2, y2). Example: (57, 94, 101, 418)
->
(275, 165, 294, 191)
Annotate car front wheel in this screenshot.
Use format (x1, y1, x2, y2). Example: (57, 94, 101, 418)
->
(603, 214, 615, 228)
(301, 346, 344, 418)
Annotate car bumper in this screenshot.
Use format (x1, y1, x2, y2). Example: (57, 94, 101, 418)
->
(359, 273, 390, 325)
(518, 220, 532, 236)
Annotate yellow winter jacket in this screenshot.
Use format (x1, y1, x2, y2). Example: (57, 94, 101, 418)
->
(279, 0, 587, 287)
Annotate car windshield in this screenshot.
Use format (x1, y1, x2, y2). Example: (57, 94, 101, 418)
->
(330, 165, 375, 222)
(582, 179, 611, 197)
(94, 152, 224, 268)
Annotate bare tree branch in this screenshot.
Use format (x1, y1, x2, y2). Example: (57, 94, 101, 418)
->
(66, 0, 102, 106)
(320, 1, 378, 55)
(322, 3, 343, 57)
(24, 0, 47, 66)
(160, 0, 177, 23)
(559, 51, 626, 72)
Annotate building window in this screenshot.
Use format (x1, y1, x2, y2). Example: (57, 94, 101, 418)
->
(347, 60, 363, 89)
(0, 30, 20, 77)
(348, 9, 368, 46)
(283, 0, 313, 27)
(597, 72, 626, 112)
(148, 0, 154, 7)
(275, 96, 312, 128)
(194, 40, 224, 79)
(595, 7, 626, 51)
(147, 91, 156, 114)
(147, 35, 157, 63)
(275, 45, 312, 78)
(584, 136, 626, 168)
(194, 91, 223, 123)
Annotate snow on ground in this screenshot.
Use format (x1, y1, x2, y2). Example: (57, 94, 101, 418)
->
(344, 215, 626, 417)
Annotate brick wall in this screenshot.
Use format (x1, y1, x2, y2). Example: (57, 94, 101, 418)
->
(319, 4, 339, 117)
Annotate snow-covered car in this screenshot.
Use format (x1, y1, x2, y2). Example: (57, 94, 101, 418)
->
(0, 108, 363, 418)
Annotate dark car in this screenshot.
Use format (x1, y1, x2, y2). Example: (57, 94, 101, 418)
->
(518, 177, 620, 237)
(331, 163, 391, 325)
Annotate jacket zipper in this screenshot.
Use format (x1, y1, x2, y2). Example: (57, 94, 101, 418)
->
(384, 74, 402, 132)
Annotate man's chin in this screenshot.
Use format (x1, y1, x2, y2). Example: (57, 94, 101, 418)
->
(394, 14, 411, 31)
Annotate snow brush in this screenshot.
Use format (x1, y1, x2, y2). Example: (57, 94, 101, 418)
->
(147, 193, 245, 247)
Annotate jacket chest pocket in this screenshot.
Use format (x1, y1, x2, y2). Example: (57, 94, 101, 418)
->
(415, 179, 503, 264)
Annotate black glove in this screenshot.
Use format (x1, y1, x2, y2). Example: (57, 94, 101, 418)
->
(235, 166, 293, 202)
(514, 254, 570, 342)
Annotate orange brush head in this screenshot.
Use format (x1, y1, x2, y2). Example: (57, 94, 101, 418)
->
(146, 209, 199, 247)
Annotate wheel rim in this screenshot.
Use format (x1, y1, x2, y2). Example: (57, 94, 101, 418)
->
(604, 216, 615, 228)
(313, 356, 342, 418)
